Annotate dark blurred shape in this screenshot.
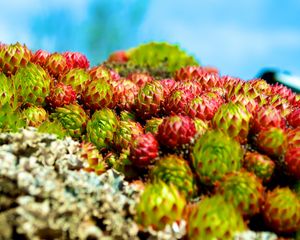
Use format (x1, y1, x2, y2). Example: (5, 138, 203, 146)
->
(257, 69, 300, 93)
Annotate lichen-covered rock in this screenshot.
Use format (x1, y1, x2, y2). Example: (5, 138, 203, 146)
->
(0, 129, 141, 239)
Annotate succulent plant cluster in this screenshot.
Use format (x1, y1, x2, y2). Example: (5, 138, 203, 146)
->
(0, 41, 300, 239)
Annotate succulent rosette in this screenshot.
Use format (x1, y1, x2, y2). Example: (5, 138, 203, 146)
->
(191, 129, 244, 185)
(151, 154, 198, 198)
(135, 181, 186, 230)
(263, 187, 300, 234)
(187, 195, 247, 240)
(215, 170, 264, 217)
(157, 115, 197, 149)
(86, 108, 118, 150)
(51, 103, 88, 139)
(12, 62, 51, 106)
(212, 102, 251, 143)
(0, 42, 31, 76)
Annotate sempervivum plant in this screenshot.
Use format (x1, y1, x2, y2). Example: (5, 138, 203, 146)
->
(163, 89, 194, 115)
(157, 115, 197, 149)
(46, 82, 77, 108)
(129, 132, 159, 167)
(286, 108, 300, 128)
(266, 94, 292, 117)
(0, 42, 31, 76)
(113, 120, 143, 150)
(134, 80, 164, 120)
(284, 147, 300, 180)
(0, 104, 26, 132)
(191, 129, 244, 185)
(263, 187, 300, 234)
(214, 170, 264, 217)
(119, 110, 135, 121)
(63, 51, 89, 69)
(174, 65, 213, 82)
(86, 108, 118, 151)
(294, 95, 300, 108)
(187, 195, 247, 240)
(243, 151, 275, 183)
(89, 65, 112, 80)
(13, 62, 51, 106)
(222, 76, 244, 97)
(184, 94, 222, 121)
(175, 80, 203, 96)
(80, 142, 106, 175)
(250, 105, 286, 134)
(160, 78, 177, 97)
(194, 118, 209, 137)
(108, 50, 128, 63)
(255, 127, 288, 157)
(230, 94, 258, 114)
(37, 119, 67, 139)
(150, 154, 198, 198)
(271, 82, 296, 104)
(144, 117, 164, 135)
(22, 105, 48, 127)
(60, 68, 91, 94)
(0, 73, 18, 110)
(82, 78, 115, 110)
(197, 72, 224, 90)
(226, 81, 260, 103)
(2, 41, 300, 239)
(248, 78, 271, 96)
(45, 52, 68, 78)
(135, 181, 186, 230)
(113, 78, 138, 111)
(31, 49, 50, 67)
(212, 101, 251, 144)
(127, 42, 198, 74)
(287, 127, 300, 148)
(51, 103, 88, 139)
(128, 72, 153, 88)
(201, 91, 224, 106)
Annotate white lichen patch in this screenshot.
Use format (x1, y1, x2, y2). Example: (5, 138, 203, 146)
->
(0, 128, 142, 240)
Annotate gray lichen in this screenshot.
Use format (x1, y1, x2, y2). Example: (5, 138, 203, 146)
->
(0, 128, 141, 240)
(234, 231, 278, 240)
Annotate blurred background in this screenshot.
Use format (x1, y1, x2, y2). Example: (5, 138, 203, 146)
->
(0, 0, 300, 80)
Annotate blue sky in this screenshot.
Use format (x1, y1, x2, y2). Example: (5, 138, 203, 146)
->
(0, 0, 299, 79)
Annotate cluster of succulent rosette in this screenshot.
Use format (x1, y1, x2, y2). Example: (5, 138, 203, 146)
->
(0, 41, 300, 239)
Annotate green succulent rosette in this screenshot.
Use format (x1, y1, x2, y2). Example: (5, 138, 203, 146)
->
(144, 117, 163, 135)
(22, 105, 48, 127)
(191, 129, 244, 185)
(212, 102, 251, 144)
(61, 68, 91, 94)
(215, 170, 264, 217)
(136, 181, 186, 230)
(86, 108, 118, 150)
(127, 42, 199, 74)
(0, 42, 31, 76)
(187, 195, 247, 240)
(151, 154, 198, 198)
(51, 103, 88, 139)
(113, 120, 143, 150)
(12, 62, 51, 106)
(38, 119, 68, 139)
